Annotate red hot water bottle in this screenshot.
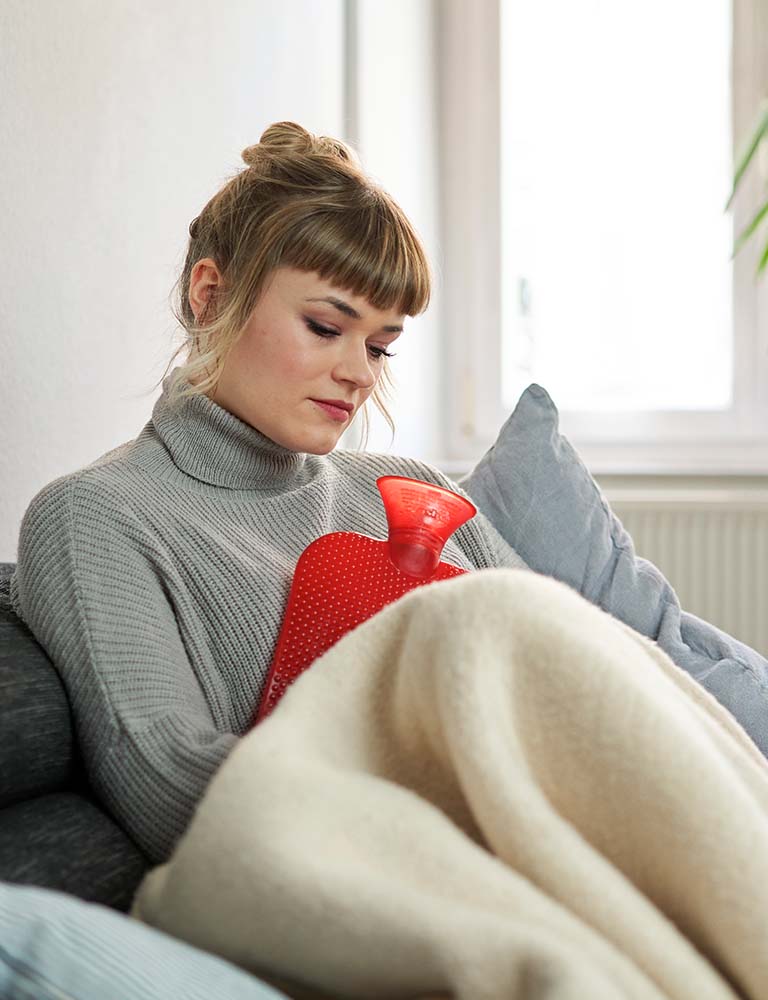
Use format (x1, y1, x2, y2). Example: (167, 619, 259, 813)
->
(253, 475, 476, 724)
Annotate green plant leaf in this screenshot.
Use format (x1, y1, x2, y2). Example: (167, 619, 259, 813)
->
(724, 98, 768, 211)
(757, 239, 768, 276)
(730, 198, 768, 258)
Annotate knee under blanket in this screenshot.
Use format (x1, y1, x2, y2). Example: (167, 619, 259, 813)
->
(132, 569, 768, 1000)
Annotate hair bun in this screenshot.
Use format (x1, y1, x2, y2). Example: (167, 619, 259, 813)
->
(241, 121, 360, 168)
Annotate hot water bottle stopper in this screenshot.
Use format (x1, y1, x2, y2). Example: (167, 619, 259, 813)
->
(253, 475, 477, 724)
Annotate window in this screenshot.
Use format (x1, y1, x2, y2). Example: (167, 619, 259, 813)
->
(437, 0, 768, 473)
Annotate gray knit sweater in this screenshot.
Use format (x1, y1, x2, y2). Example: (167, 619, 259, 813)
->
(10, 368, 528, 863)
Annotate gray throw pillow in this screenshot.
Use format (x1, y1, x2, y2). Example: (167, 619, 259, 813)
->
(460, 383, 768, 759)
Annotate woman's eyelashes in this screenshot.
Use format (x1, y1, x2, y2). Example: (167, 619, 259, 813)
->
(304, 318, 396, 360)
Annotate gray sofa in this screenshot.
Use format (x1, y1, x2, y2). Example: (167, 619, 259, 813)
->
(0, 562, 149, 911)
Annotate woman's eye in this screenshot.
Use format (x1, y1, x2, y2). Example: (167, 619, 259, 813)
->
(368, 346, 397, 361)
(305, 319, 396, 361)
(305, 319, 338, 339)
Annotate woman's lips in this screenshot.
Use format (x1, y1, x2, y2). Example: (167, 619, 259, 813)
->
(311, 399, 351, 423)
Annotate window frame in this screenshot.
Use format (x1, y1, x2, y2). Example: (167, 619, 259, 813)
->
(436, 0, 768, 474)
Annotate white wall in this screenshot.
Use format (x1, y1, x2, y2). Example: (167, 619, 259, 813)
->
(2, 1, 446, 562)
(340, 0, 442, 461)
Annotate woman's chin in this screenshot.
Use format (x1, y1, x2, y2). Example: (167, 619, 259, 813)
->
(279, 425, 343, 455)
(302, 435, 341, 456)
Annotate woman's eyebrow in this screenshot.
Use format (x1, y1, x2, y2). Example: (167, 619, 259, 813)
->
(304, 296, 403, 333)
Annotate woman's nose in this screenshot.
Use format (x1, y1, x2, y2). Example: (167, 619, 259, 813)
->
(332, 343, 376, 389)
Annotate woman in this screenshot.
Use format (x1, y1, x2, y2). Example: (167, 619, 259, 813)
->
(10, 121, 528, 865)
(12, 122, 768, 1000)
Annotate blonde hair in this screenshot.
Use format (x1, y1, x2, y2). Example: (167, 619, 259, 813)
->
(154, 121, 432, 449)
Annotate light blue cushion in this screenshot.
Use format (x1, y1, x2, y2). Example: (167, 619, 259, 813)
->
(460, 383, 768, 758)
(0, 881, 288, 1000)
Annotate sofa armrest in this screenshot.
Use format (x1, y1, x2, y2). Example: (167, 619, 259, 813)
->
(0, 563, 149, 909)
(0, 563, 77, 808)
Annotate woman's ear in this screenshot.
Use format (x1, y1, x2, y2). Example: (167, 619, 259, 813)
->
(189, 258, 223, 322)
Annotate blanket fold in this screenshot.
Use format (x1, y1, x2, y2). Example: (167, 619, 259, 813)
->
(133, 569, 768, 1000)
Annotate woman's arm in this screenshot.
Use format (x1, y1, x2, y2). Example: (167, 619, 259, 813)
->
(11, 476, 238, 864)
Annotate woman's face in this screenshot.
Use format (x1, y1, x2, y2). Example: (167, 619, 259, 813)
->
(188, 263, 405, 454)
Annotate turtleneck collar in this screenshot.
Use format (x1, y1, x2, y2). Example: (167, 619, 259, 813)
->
(151, 367, 310, 490)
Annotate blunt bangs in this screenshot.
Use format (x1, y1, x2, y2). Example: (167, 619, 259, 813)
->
(276, 192, 431, 318)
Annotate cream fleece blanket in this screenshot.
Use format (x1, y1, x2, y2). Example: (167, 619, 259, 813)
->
(132, 568, 768, 1000)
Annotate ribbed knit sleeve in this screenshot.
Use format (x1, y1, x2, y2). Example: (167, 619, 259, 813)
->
(10, 475, 238, 864)
(474, 513, 531, 572)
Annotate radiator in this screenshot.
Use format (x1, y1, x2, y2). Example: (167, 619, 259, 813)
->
(606, 490, 768, 658)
